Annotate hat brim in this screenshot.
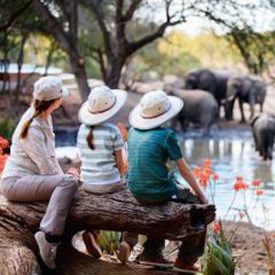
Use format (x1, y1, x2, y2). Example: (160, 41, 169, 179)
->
(78, 89, 127, 125)
(129, 96, 183, 130)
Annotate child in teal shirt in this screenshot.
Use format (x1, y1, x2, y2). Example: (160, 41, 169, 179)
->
(119, 91, 208, 273)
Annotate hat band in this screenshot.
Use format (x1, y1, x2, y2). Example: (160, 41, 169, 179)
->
(88, 97, 117, 114)
(140, 103, 172, 119)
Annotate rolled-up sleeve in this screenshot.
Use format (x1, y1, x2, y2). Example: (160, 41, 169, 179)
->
(21, 126, 56, 175)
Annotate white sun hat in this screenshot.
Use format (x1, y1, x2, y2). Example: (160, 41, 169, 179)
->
(33, 76, 70, 101)
(78, 85, 127, 125)
(129, 90, 183, 130)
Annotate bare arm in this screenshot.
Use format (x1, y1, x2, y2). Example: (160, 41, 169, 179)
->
(175, 158, 208, 204)
(114, 149, 125, 178)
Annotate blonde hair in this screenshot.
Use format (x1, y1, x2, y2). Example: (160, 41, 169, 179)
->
(20, 98, 59, 139)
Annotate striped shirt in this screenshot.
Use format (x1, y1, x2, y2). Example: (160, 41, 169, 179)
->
(1, 107, 63, 179)
(77, 123, 124, 185)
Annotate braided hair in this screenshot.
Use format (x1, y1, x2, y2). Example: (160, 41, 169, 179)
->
(20, 98, 59, 139)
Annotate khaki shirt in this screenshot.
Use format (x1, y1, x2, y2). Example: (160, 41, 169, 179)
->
(1, 107, 63, 179)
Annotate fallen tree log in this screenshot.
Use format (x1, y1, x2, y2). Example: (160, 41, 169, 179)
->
(0, 189, 215, 274)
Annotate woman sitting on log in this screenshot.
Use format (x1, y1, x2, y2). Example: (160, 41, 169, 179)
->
(77, 85, 128, 257)
(118, 91, 208, 273)
(0, 76, 80, 270)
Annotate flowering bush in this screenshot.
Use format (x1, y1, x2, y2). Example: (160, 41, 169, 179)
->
(193, 159, 266, 274)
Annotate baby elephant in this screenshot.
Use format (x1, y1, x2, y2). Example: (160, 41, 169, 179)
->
(170, 89, 219, 135)
(251, 114, 275, 160)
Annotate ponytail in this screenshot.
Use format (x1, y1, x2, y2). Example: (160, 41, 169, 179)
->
(87, 126, 95, 150)
(20, 98, 58, 139)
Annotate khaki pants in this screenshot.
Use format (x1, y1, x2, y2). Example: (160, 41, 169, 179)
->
(0, 174, 78, 236)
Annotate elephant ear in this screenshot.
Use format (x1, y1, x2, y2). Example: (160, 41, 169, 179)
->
(250, 115, 260, 127)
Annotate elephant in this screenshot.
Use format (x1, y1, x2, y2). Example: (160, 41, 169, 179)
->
(225, 76, 266, 123)
(251, 114, 275, 161)
(169, 89, 219, 136)
(184, 69, 230, 118)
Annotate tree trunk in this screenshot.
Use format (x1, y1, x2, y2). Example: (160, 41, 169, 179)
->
(0, 189, 215, 274)
(106, 58, 125, 88)
(69, 56, 90, 101)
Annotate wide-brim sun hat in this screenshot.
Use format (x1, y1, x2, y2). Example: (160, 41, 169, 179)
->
(129, 90, 183, 130)
(79, 85, 127, 125)
(33, 76, 70, 101)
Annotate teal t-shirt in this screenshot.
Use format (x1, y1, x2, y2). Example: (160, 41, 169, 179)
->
(127, 127, 183, 201)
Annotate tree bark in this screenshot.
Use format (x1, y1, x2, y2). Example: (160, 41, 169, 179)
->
(0, 189, 215, 274)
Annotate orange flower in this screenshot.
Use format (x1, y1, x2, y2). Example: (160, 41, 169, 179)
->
(256, 190, 263, 196)
(202, 159, 212, 168)
(204, 167, 212, 178)
(117, 122, 128, 142)
(199, 175, 208, 188)
(0, 136, 9, 149)
(212, 222, 220, 234)
(233, 176, 248, 192)
(193, 166, 202, 178)
(233, 182, 240, 192)
(252, 179, 261, 188)
(212, 173, 219, 181)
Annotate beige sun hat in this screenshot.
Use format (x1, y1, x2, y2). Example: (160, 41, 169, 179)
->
(33, 76, 70, 101)
(129, 90, 183, 130)
(78, 85, 127, 125)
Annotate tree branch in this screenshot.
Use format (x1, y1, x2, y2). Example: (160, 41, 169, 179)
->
(123, 0, 142, 21)
(128, 18, 184, 54)
(87, 0, 116, 62)
(31, 0, 73, 54)
(0, 0, 32, 32)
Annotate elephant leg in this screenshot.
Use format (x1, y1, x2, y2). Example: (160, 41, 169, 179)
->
(260, 103, 264, 113)
(179, 118, 188, 132)
(267, 136, 274, 160)
(249, 97, 256, 120)
(238, 97, 246, 123)
(252, 129, 259, 152)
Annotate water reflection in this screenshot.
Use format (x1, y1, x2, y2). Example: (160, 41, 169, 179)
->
(177, 128, 275, 229)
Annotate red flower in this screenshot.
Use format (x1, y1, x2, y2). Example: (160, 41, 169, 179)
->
(233, 176, 248, 192)
(0, 136, 9, 149)
(193, 166, 202, 178)
(204, 167, 212, 178)
(212, 173, 219, 181)
(252, 179, 261, 188)
(212, 222, 220, 234)
(256, 190, 263, 196)
(233, 182, 240, 192)
(199, 175, 208, 188)
(202, 159, 212, 168)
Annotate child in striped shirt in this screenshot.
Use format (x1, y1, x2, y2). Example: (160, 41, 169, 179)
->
(77, 86, 128, 258)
